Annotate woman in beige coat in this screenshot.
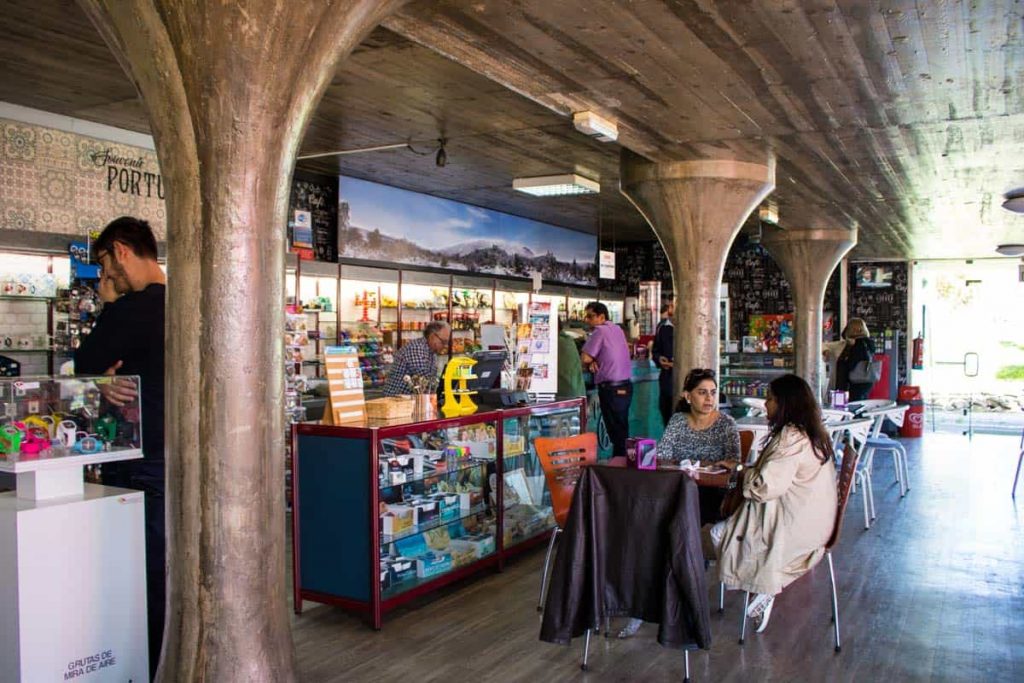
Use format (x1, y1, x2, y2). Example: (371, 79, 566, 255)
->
(710, 374, 837, 632)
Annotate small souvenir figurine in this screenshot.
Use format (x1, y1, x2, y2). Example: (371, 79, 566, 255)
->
(95, 414, 118, 443)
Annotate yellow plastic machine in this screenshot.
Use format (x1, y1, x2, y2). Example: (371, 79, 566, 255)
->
(441, 356, 479, 417)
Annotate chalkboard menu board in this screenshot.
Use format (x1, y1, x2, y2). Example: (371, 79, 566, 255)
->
(289, 171, 339, 262)
(848, 261, 909, 384)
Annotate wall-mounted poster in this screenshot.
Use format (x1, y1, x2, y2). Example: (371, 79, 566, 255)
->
(338, 176, 597, 285)
(748, 314, 794, 353)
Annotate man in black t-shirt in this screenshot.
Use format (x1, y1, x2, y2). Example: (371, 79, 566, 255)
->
(75, 216, 166, 676)
(650, 301, 675, 426)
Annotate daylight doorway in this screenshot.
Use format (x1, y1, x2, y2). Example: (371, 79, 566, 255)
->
(911, 259, 1024, 436)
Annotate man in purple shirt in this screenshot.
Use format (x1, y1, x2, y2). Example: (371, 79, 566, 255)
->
(581, 301, 632, 457)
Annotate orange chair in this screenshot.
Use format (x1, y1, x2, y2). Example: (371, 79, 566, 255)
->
(736, 441, 861, 650)
(534, 432, 598, 611)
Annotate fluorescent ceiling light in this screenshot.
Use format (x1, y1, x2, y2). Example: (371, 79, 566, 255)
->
(1002, 190, 1024, 214)
(573, 111, 618, 142)
(995, 244, 1024, 256)
(513, 174, 600, 197)
(758, 200, 779, 225)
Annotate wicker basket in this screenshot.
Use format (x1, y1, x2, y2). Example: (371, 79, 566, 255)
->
(365, 396, 415, 419)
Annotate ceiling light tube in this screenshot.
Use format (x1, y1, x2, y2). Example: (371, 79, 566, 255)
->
(512, 174, 600, 197)
(573, 111, 619, 142)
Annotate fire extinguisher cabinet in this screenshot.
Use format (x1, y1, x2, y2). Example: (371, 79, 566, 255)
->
(898, 385, 925, 437)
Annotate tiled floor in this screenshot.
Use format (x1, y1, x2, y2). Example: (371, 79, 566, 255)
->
(291, 432, 1024, 682)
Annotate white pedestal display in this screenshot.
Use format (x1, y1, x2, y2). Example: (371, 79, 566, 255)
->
(0, 450, 148, 682)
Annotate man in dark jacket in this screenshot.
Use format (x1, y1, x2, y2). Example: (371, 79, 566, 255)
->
(650, 301, 675, 425)
(75, 216, 166, 676)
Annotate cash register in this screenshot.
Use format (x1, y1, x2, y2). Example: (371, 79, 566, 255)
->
(439, 351, 530, 408)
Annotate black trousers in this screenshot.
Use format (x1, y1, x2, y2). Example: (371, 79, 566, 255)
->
(598, 382, 633, 458)
(658, 372, 675, 426)
(104, 461, 165, 679)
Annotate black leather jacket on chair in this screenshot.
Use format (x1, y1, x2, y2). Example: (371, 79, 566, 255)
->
(539, 466, 712, 650)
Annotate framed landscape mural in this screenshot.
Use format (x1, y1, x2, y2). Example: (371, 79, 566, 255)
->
(338, 175, 597, 286)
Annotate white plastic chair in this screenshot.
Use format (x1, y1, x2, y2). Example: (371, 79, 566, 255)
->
(841, 418, 876, 529)
(862, 406, 910, 498)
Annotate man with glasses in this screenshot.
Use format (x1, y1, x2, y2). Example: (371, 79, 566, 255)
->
(580, 302, 632, 457)
(383, 320, 450, 397)
(75, 216, 166, 675)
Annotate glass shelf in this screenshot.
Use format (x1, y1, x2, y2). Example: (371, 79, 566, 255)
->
(0, 295, 54, 302)
(378, 456, 486, 490)
(382, 547, 497, 599)
(381, 503, 488, 544)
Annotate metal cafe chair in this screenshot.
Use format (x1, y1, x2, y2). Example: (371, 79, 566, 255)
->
(534, 432, 598, 611)
(734, 442, 862, 651)
(843, 418, 877, 529)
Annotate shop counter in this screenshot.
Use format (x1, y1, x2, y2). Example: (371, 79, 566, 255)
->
(291, 398, 586, 628)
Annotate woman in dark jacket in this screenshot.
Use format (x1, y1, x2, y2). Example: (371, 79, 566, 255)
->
(835, 318, 876, 401)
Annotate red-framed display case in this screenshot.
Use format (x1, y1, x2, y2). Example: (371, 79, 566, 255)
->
(291, 398, 585, 629)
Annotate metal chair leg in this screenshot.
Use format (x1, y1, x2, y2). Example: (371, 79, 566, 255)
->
(581, 629, 592, 671)
(537, 527, 561, 611)
(683, 650, 690, 682)
(739, 591, 750, 644)
(718, 581, 725, 613)
(827, 551, 841, 652)
(859, 473, 870, 530)
(604, 615, 611, 638)
(1014, 448, 1024, 499)
(866, 477, 876, 521)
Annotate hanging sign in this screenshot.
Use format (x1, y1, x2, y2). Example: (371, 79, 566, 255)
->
(599, 250, 616, 279)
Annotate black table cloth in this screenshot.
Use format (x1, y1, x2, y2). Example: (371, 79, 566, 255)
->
(539, 465, 712, 650)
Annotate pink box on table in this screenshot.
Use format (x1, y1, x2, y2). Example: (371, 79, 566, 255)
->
(626, 437, 657, 470)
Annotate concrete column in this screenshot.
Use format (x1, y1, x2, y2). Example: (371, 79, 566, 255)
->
(620, 149, 775, 394)
(76, 1, 407, 680)
(760, 223, 857, 398)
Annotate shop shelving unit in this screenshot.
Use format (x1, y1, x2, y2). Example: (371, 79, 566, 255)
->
(719, 352, 795, 399)
(290, 398, 585, 629)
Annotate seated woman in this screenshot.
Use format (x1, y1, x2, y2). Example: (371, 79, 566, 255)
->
(657, 367, 741, 465)
(618, 367, 740, 639)
(709, 374, 837, 633)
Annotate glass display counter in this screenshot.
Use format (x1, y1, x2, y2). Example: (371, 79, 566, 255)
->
(291, 398, 585, 628)
(719, 352, 795, 399)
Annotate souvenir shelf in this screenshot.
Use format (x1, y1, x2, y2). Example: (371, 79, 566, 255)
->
(291, 397, 585, 629)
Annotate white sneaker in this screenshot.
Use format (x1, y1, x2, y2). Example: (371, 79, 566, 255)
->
(617, 618, 643, 639)
(755, 596, 775, 633)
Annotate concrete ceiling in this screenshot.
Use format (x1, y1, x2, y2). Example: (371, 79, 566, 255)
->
(1, 0, 1023, 259)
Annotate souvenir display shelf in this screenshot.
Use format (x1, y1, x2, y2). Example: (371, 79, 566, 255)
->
(291, 397, 585, 629)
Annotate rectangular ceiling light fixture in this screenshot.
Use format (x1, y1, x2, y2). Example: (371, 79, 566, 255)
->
(573, 111, 618, 142)
(512, 173, 601, 197)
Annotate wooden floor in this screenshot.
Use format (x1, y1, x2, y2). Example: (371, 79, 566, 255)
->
(290, 432, 1024, 682)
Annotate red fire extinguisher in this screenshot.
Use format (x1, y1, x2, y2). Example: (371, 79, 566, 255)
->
(912, 333, 925, 370)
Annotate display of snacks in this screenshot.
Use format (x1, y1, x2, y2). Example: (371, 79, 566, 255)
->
(339, 322, 392, 389)
(0, 375, 143, 465)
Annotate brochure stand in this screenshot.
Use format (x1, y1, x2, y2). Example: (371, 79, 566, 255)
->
(0, 448, 148, 681)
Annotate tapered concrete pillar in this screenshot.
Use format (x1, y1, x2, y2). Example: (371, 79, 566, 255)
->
(760, 222, 857, 398)
(620, 149, 775, 394)
(77, 1, 407, 680)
